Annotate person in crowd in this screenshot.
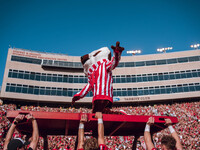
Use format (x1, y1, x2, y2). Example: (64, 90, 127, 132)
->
(77, 112, 108, 150)
(144, 117, 183, 150)
(3, 113, 39, 150)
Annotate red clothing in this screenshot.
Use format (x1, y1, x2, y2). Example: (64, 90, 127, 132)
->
(73, 51, 121, 104)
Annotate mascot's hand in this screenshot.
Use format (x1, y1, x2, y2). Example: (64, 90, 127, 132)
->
(111, 41, 124, 53)
(72, 95, 80, 105)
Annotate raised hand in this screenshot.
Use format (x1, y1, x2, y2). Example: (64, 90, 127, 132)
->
(25, 113, 35, 122)
(80, 114, 88, 124)
(14, 114, 25, 123)
(147, 117, 155, 125)
(111, 41, 125, 53)
(164, 118, 172, 126)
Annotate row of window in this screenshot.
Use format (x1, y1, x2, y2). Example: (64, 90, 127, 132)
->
(11, 55, 200, 68)
(6, 82, 200, 97)
(8, 69, 200, 83)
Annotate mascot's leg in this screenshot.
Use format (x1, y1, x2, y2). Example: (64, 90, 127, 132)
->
(92, 100, 112, 114)
(92, 100, 129, 115)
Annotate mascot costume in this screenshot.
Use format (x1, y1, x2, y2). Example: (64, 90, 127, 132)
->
(72, 42, 124, 113)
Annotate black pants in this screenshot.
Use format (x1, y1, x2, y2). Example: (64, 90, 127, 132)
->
(92, 100, 112, 113)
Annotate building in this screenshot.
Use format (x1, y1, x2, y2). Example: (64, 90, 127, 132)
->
(0, 48, 200, 105)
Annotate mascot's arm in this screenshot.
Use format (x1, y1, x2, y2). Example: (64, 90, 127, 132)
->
(107, 41, 124, 71)
(72, 83, 92, 104)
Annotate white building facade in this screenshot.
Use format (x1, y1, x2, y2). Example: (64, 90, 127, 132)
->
(1, 48, 200, 104)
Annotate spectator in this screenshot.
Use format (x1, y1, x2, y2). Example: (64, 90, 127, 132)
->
(3, 113, 39, 150)
(77, 112, 108, 150)
(144, 117, 183, 150)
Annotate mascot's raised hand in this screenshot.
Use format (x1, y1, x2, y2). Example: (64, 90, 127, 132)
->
(72, 42, 124, 113)
(111, 41, 124, 53)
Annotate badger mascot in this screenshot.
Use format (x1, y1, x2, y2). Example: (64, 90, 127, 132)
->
(72, 42, 124, 113)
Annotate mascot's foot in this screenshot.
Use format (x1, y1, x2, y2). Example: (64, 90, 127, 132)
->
(102, 108, 129, 115)
(119, 109, 130, 115)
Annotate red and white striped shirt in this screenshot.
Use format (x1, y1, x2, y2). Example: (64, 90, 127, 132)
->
(73, 51, 121, 103)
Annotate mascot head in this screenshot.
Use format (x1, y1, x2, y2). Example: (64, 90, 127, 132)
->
(81, 47, 111, 76)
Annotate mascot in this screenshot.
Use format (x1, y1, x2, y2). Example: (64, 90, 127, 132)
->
(72, 42, 124, 113)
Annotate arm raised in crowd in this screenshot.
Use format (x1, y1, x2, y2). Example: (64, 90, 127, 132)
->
(3, 114, 25, 150)
(165, 118, 183, 150)
(26, 114, 39, 150)
(144, 117, 155, 150)
(77, 114, 88, 150)
(95, 112, 105, 145)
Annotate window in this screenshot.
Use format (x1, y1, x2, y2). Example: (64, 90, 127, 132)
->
(127, 88, 132, 96)
(118, 62, 125, 67)
(74, 76, 79, 83)
(63, 75, 68, 82)
(16, 84, 22, 93)
(143, 90, 149, 95)
(135, 61, 145, 67)
(58, 75, 63, 82)
(6, 83, 10, 92)
(57, 88, 62, 96)
(189, 56, 199, 62)
(34, 86, 39, 95)
(10, 84, 16, 92)
(11, 55, 41, 64)
(137, 89, 143, 95)
(148, 76, 153, 81)
(22, 85, 28, 93)
(40, 87, 45, 95)
(156, 60, 167, 65)
(28, 86, 34, 94)
(35, 73, 41, 81)
(116, 77, 120, 83)
(167, 59, 177, 64)
(126, 75, 131, 82)
(18, 71, 24, 79)
(178, 57, 188, 63)
(51, 88, 57, 95)
(122, 90, 127, 96)
(137, 76, 142, 82)
(69, 75, 73, 83)
(142, 76, 147, 82)
(121, 76, 126, 83)
(117, 89, 122, 96)
(52, 74, 58, 82)
(132, 76, 136, 82)
(189, 86, 195, 91)
(23, 71, 30, 79)
(45, 87, 51, 95)
(146, 61, 156, 66)
(125, 62, 134, 67)
(63, 88, 68, 96)
(153, 75, 158, 81)
(12, 70, 18, 78)
(183, 86, 189, 92)
(46, 74, 52, 81)
(30, 72, 35, 80)
(41, 74, 46, 81)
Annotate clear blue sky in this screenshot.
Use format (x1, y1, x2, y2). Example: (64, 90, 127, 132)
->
(0, 0, 200, 86)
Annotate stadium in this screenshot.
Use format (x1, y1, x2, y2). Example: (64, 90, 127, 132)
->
(0, 47, 199, 149)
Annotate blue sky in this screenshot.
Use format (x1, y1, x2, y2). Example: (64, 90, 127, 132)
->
(0, 0, 200, 86)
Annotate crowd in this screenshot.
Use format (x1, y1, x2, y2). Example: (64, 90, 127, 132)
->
(0, 101, 199, 149)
